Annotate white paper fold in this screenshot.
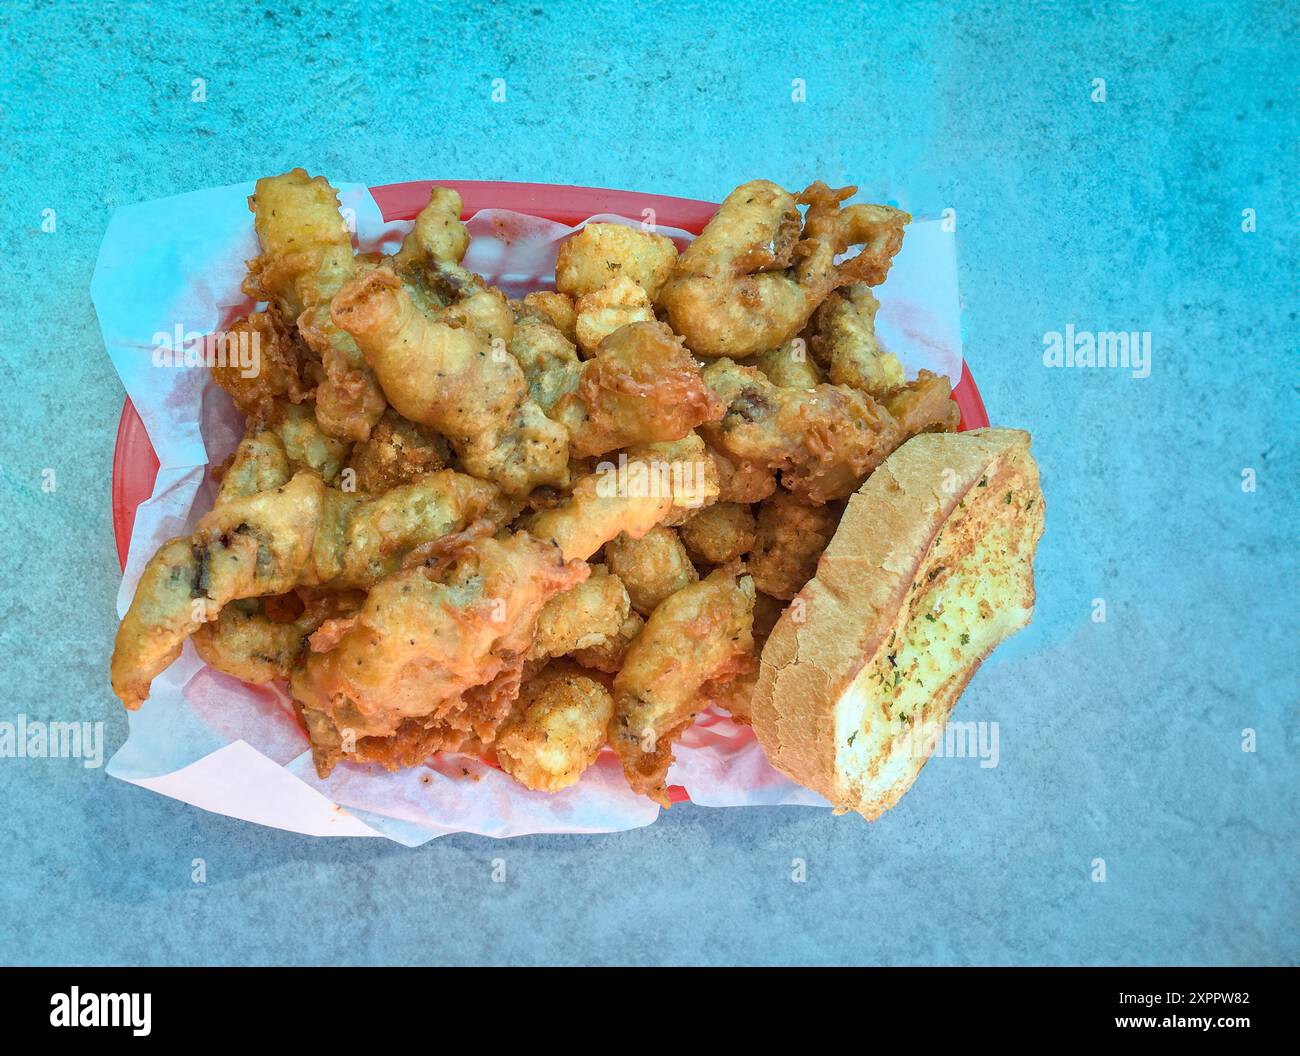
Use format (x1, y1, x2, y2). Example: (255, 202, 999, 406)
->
(94, 180, 962, 845)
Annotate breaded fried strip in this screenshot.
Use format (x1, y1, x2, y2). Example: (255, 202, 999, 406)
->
(555, 222, 678, 300)
(292, 532, 587, 776)
(554, 321, 724, 457)
(111, 473, 326, 709)
(332, 267, 570, 496)
(110, 470, 508, 708)
(702, 359, 959, 504)
(524, 434, 719, 562)
(611, 567, 757, 806)
(193, 588, 365, 684)
(246, 168, 386, 441)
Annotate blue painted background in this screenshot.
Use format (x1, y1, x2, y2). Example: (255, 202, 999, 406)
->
(0, 0, 1294, 965)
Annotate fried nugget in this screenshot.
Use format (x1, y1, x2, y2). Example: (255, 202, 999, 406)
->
(245, 168, 357, 317)
(706, 443, 777, 504)
(215, 402, 351, 502)
(656, 180, 824, 358)
(495, 662, 615, 792)
(271, 401, 352, 485)
(211, 310, 317, 423)
(508, 312, 582, 415)
(292, 531, 587, 776)
(556, 222, 678, 301)
(611, 567, 757, 806)
(604, 525, 699, 617)
(573, 274, 657, 356)
(555, 321, 724, 457)
(882, 369, 963, 434)
(571, 610, 644, 674)
(659, 179, 910, 359)
(344, 408, 449, 495)
(678, 502, 757, 565)
(529, 564, 632, 660)
(392, 185, 470, 268)
(748, 490, 842, 600)
(214, 429, 292, 506)
(521, 290, 577, 342)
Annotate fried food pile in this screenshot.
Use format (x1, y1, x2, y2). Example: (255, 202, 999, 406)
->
(110, 169, 959, 806)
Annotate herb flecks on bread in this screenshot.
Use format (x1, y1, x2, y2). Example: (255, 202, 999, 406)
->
(751, 428, 1044, 819)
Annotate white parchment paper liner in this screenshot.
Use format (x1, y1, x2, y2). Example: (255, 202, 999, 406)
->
(92, 181, 963, 845)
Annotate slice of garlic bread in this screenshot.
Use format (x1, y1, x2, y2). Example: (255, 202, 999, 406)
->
(750, 427, 1044, 819)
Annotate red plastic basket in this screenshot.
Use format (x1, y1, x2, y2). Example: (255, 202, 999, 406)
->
(110, 181, 989, 804)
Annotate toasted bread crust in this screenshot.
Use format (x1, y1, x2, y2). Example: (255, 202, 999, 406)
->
(751, 427, 1044, 815)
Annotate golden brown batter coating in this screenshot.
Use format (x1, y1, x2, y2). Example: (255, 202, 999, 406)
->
(245, 168, 386, 441)
(331, 267, 570, 496)
(110, 470, 508, 708)
(555, 321, 723, 458)
(529, 564, 632, 661)
(571, 610, 645, 675)
(211, 310, 317, 423)
(755, 339, 825, 389)
(193, 588, 365, 684)
(292, 531, 587, 777)
(604, 525, 699, 616)
(495, 662, 615, 792)
(573, 274, 657, 355)
(702, 359, 958, 504)
(679, 502, 757, 565)
(610, 567, 757, 806)
(520, 290, 577, 343)
(748, 490, 843, 600)
(344, 408, 450, 495)
(810, 283, 904, 396)
(524, 433, 719, 563)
